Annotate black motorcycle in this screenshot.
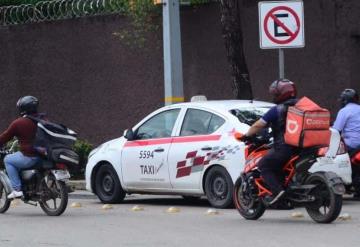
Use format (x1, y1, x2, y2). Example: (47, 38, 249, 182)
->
(0, 144, 75, 216)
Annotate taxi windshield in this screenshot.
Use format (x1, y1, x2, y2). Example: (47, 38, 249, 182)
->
(230, 107, 271, 125)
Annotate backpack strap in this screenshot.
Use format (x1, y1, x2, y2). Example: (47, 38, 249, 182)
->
(24, 114, 46, 123)
(24, 115, 38, 122)
(276, 104, 288, 130)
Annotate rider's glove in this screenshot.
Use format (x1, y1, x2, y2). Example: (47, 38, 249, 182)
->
(240, 134, 252, 142)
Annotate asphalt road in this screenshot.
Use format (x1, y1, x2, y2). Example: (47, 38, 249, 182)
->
(0, 192, 359, 247)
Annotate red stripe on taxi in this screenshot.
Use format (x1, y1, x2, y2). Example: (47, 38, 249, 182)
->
(124, 135, 221, 148)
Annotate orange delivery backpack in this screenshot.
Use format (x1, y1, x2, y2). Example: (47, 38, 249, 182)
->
(284, 97, 331, 148)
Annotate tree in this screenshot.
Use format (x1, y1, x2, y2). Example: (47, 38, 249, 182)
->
(219, 0, 253, 99)
(117, 0, 254, 99)
(113, 0, 161, 49)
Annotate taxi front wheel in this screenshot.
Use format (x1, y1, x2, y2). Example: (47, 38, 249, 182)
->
(95, 163, 126, 203)
(204, 166, 233, 209)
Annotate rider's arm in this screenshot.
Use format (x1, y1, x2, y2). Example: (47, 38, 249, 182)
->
(245, 119, 267, 137)
(0, 121, 17, 147)
(245, 106, 277, 137)
(333, 108, 348, 133)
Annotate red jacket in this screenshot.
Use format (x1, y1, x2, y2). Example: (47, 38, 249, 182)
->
(0, 117, 37, 157)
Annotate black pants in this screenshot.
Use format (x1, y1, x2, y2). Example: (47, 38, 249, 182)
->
(348, 146, 360, 157)
(258, 144, 297, 195)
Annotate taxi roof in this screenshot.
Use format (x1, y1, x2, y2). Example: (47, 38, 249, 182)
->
(171, 100, 275, 112)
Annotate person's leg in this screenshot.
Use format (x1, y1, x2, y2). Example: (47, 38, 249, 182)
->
(348, 145, 360, 157)
(258, 150, 291, 193)
(258, 145, 295, 204)
(4, 151, 39, 191)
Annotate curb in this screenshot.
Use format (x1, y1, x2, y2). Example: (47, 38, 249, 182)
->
(68, 180, 86, 191)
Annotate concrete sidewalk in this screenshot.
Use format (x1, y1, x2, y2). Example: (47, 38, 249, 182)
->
(68, 180, 86, 191)
(69, 189, 97, 200)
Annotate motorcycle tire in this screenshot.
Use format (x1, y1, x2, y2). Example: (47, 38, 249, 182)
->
(233, 176, 265, 220)
(305, 172, 342, 224)
(39, 175, 68, 216)
(0, 181, 10, 214)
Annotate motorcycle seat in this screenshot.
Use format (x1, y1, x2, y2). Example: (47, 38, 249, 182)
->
(21, 159, 53, 171)
(296, 146, 321, 157)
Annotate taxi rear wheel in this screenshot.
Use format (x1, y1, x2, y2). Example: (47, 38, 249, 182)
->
(95, 163, 125, 203)
(204, 166, 233, 209)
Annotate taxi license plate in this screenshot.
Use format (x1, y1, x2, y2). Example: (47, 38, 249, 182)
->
(52, 170, 71, 180)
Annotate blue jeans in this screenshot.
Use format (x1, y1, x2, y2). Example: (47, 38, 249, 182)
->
(4, 152, 40, 191)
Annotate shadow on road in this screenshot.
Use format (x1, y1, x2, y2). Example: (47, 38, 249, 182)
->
(122, 197, 212, 208)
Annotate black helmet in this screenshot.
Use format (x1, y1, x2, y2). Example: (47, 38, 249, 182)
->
(339, 89, 359, 107)
(16, 96, 39, 115)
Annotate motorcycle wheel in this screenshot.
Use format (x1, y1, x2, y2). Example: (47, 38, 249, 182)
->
(233, 176, 265, 220)
(305, 173, 342, 224)
(0, 181, 10, 214)
(39, 175, 68, 216)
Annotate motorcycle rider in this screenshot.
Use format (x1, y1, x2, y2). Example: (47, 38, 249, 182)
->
(333, 89, 360, 197)
(0, 96, 41, 199)
(242, 79, 298, 205)
(333, 89, 360, 154)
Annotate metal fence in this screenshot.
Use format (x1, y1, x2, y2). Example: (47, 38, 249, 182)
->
(0, 0, 127, 25)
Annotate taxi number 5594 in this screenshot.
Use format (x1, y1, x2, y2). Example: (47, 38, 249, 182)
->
(139, 151, 154, 159)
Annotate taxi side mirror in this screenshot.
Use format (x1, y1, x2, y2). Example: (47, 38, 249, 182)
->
(124, 129, 134, 141)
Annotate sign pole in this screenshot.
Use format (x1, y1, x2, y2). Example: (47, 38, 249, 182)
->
(259, 1, 304, 79)
(163, 0, 184, 106)
(279, 48, 285, 78)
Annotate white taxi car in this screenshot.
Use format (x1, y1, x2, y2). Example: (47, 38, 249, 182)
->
(85, 99, 352, 208)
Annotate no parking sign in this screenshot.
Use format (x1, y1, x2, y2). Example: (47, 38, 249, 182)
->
(259, 1, 305, 49)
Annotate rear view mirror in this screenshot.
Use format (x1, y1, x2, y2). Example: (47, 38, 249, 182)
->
(234, 132, 244, 141)
(124, 129, 134, 141)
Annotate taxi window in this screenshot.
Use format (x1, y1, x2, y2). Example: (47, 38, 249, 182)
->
(231, 107, 270, 125)
(180, 109, 225, 136)
(136, 109, 180, 140)
(208, 114, 225, 133)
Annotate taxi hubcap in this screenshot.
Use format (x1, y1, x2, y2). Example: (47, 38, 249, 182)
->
(213, 177, 226, 198)
(103, 175, 114, 193)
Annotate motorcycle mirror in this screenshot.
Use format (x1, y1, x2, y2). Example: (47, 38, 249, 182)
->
(234, 132, 244, 141)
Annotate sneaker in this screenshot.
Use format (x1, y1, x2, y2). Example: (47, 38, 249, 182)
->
(7, 190, 23, 199)
(269, 190, 286, 205)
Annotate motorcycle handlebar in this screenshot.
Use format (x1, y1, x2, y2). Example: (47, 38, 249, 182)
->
(0, 150, 10, 155)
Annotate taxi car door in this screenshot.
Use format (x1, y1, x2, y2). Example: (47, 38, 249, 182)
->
(168, 108, 225, 191)
(122, 109, 180, 190)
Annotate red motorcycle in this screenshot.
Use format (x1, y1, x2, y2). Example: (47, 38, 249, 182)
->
(350, 150, 360, 196)
(233, 133, 345, 223)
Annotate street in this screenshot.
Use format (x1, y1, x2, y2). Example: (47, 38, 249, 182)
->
(0, 193, 359, 247)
